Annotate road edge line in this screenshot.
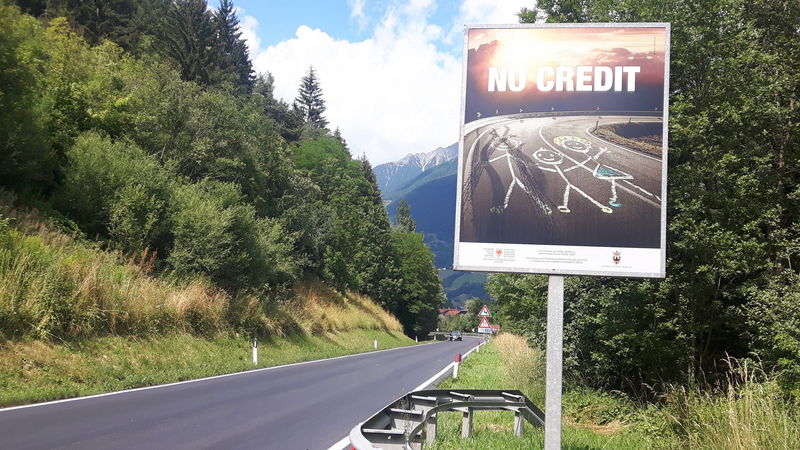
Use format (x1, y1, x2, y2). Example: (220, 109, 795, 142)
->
(0, 339, 440, 413)
(326, 338, 488, 450)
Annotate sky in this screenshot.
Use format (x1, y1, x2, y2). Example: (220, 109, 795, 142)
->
(210, 0, 533, 165)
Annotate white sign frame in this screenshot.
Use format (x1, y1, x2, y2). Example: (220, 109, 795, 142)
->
(453, 23, 670, 278)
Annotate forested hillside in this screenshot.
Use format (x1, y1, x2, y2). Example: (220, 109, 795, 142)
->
(490, 0, 800, 395)
(0, 0, 443, 341)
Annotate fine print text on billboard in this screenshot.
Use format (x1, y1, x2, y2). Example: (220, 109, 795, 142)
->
(453, 23, 670, 278)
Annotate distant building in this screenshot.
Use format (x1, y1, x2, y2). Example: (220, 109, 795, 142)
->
(438, 308, 468, 317)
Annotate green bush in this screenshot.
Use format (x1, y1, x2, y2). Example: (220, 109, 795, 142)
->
(0, 3, 53, 192)
(168, 181, 298, 293)
(108, 183, 168, 254)
(57, 131, 171, 247)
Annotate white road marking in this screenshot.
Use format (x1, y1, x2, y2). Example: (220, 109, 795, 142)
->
(0, 340, 438, 414)
(326, 339, 486, 450)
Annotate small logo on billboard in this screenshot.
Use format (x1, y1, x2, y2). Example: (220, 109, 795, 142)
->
(495, 249, 503, 257)
(612, 251, 621, 265)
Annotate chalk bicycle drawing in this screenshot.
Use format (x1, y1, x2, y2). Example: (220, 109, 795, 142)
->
(463, 125, 660, 219)
(541, 135, 660, 212)
(465, 126, 553, 217)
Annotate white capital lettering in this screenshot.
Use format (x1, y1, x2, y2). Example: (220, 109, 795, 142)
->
(488, 67, 506, 92)
(576, 66, 592, 91)
(537, 67, 555, 91)
(623, 66, 641, 91)
(555, 66, 574, 91)
(594, 66, 613, 91)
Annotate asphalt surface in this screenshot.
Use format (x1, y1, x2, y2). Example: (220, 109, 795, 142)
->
(460, 114, 663, 248)
(0, 338, 481, 450)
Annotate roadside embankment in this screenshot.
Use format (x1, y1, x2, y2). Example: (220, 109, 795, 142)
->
(0, 202, 414, 407)
(590, 122, 662, 157)
(429, 333, 800, 449)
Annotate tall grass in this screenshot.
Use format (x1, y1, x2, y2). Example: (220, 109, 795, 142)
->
(0, 208, 231, 339)
(290, 278, 403, 334)
(494, 333, 545, 402)
(0, 196, 403, 341)
(659, 358, 800, 449)
(436, 334, 800, 449)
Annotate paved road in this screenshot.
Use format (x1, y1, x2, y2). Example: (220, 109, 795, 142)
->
(460, 114, 663, 248)
(0, 338, 481, 450)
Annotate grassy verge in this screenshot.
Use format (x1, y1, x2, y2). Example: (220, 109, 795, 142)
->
(0, 197, 416, 407)
(429, 334, 800, 449)
(0, 195, 404, 341)
(591, 123, 662, 157)
(430, 336, 659, 449)
(0, 329, 412, 407)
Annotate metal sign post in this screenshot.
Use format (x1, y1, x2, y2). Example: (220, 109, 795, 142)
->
(450, 22, 670, 450)
(545, 275, 564, 449)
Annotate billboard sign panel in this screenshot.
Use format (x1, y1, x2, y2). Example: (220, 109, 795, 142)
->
(453, 23, 670, 278)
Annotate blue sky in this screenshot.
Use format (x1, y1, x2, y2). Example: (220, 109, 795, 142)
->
(213, 1, 466, 52)
(210, 0, 532, 164)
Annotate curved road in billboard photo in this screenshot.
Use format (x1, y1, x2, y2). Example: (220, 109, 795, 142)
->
(460, 114, 663, 248)
(0, 338, 480, 450)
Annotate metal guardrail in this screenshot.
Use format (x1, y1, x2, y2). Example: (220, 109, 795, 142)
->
(349, 389, 544, 449)
(464, 109, 662, 133)
(429, 332, 490, 339)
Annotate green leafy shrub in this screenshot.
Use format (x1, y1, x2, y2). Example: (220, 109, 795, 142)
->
(168, 181, 298, 293)
(57, 131, 171, 248)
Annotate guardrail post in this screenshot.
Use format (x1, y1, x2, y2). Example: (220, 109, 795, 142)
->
(425, 412, 437, 443)
(461, 409, 473, 438)
(514, 410, 524, 436)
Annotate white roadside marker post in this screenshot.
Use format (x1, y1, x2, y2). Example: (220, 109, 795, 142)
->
(374, 338, 378, 350)
(545, 275, 564, 449)
(252, 337, 258, 365)
(453, 353, 462, 378)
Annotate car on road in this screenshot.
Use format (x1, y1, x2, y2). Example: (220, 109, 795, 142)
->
(448, 331, 462, 341)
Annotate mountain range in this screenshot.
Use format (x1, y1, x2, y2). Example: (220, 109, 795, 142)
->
(374, 144, 488, 307)
(374, 144, 458, 200)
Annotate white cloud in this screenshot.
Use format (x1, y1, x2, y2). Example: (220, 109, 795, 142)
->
(457, 0, 531, 24)
(347, 0, 368, 31)
(245, 0, 535, 165)
(446, 0, 532, 45)
(237, 12, 262, 56)
(252, 5, 461, 165)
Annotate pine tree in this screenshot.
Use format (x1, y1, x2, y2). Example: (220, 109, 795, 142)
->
(254, 73, 303, 142)
(214, 0, 254, 93)
(157, 0, 223, 86)
(395, 200, 416, 232)
(294, 66, 328, 129)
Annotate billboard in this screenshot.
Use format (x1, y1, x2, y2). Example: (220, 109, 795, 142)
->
(453, 23, 670, 278)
